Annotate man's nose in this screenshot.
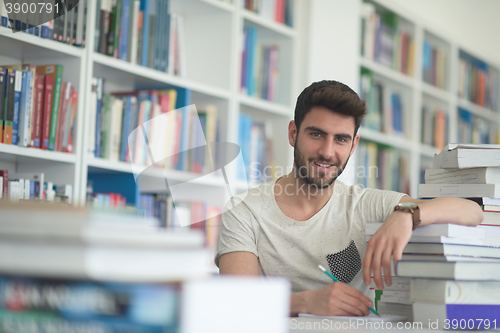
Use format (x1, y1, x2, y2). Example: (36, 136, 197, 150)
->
(317, 140, 335, 161)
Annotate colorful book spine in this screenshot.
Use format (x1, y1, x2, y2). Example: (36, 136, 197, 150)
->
(11, 70, 22, 145)
(48, 65, 63, 151)
(3, 70, 15, 144)
(17, 70, 32, 147)
(41, 75, 53, 150)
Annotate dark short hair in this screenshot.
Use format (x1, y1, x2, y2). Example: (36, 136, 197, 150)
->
(294, 80, 367, 135)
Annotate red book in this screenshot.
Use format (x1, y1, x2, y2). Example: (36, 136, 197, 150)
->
(30, 75, 44, 148)
(0, 170, 8, 200)
(41, 75, 53, 150)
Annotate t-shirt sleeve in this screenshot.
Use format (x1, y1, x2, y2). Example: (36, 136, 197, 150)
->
(215, 198, 259, 267)
(357, 188, 408, 225)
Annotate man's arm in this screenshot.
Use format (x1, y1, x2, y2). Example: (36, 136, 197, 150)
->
(363, 196, 484, 289)
(219, 252, 373, 317)
(218, 251, 260, 275)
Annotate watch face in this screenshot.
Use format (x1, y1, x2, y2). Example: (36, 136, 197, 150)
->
(398, 202, 417, 209)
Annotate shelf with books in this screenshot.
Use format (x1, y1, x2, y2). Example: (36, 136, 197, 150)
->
(457, 108, 499, 145)
(240, 17, 295, 106)
(457, 98, 499, 122)
(358, 127, 414, 152)
(92, 53, 231, 100)
(239, 103, 290, 183)
(359, 67, 413, 141)
(360, 0, 416, 78)
(421, 95, 449, 151)
(422, 29, 450, 92)
(356, 139, 411, 194)
(458, 49, 499, 113)
(0, 27, 85, 59)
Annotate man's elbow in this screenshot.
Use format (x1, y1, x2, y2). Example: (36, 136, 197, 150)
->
(463, 200, 484, 226)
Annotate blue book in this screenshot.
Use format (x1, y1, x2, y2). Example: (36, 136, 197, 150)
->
(34, 26, 39, 36)
(14, 18, 21, 31)
(237, 115, 245, 180)
(18, 71, 31, 147)
(140, 0, 150, 67)
(173, 87, 191, 171)
(29, 180, 35, 199)
(391, 93, 402, 133)
(243, 115, 253, 179)
(119, 0, 130, 61)
(12, 71, 22, 145)
(162, 12, 171, 72)
(246, 28, 258, 96)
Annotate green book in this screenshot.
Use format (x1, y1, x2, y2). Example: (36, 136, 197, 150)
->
(48, 64, 64, 151)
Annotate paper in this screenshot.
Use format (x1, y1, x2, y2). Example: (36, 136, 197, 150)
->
(298, 313, 407, 322)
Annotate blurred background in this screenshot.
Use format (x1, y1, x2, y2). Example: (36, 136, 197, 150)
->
(0, 0, 499, 331)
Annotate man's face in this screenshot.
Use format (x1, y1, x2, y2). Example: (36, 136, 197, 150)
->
(289, 107, 359, 189)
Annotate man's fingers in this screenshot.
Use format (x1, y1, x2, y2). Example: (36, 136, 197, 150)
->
(381, 245, 393, 287)
(338, 294, 371, 316)
(371, 238, 386, 290)
(337, 282, 374, 309)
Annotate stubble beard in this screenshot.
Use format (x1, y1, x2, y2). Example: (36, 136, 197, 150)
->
(293, 142, 349, 190)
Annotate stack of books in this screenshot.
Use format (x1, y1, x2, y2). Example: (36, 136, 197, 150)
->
(367, 221, 486, 322)
(396, 143, 500, 329)
(0, 201, 210, 332)
(420, 143, 500, 230)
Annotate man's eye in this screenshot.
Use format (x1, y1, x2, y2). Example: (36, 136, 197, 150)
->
(337, 137, 347, 143)
(311, 132, 321, 137)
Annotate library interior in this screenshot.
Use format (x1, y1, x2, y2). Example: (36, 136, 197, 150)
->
(0, 0, 500, 332)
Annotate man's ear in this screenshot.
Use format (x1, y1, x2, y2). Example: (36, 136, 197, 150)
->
(288, 121, 297, 147)
(349, 134, 360, 158)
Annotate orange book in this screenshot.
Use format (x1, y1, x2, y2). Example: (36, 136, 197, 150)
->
(434, 110, 446, 150)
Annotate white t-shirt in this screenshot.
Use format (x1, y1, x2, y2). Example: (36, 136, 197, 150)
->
(216, 179, 406, 294)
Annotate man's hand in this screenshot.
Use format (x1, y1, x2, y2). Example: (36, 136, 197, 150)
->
(362, 211, 413, 289)
(292, 282, 373, 316)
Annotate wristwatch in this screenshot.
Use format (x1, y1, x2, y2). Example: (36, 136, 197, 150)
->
(394, 202, 421, 230)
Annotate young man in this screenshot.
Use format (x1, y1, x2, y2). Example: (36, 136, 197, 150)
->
(216, 80, 483, 316)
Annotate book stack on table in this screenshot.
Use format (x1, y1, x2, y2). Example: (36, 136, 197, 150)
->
(0, 202, 210, 333)
(397, 143, 500, 329)
(366, 221, 486, 322)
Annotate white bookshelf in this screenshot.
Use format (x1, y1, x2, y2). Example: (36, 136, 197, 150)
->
(302, 0, 500, 198)
(78, 0, 297, 207)
(0, 0, 298, 207)
(0, 23, 87, 202)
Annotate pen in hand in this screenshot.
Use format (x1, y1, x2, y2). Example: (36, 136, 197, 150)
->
(318, 264, 381, 317)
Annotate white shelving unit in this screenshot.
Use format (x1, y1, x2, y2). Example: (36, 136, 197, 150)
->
(80, 0, 297, 207)
(358, 0, 500, 198)
(0, 0, 298, 207)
